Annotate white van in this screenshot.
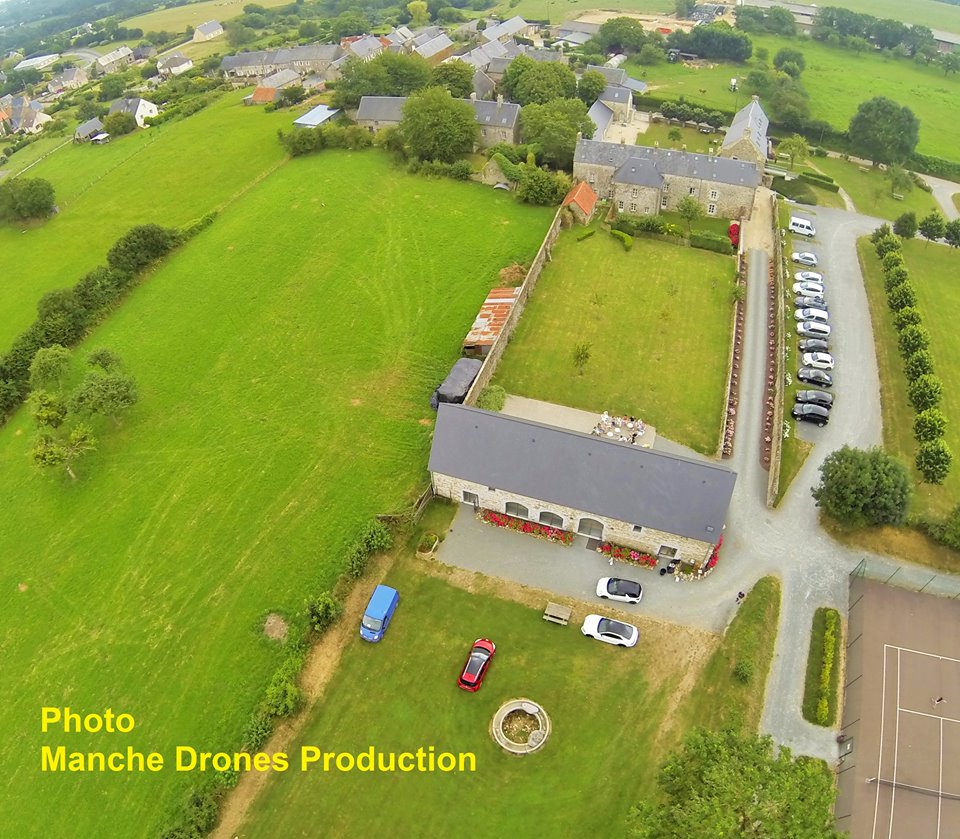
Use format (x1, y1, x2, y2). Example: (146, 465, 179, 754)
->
(789, 217, 816, 237)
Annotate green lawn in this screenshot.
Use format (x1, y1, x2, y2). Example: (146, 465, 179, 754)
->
(493, 229, 736, 454)
(2, 135, 73, 177)
(497, 0, 672, 25)
(638, 121, 725, 155)
(857, 237, 960, 516)
(632, 33, 960, 161)
(0, 90, 292, 351)
(802, 608, 842, 727)
(775, 436, 813, 507)
(673, 576, 781, 735)
(811, 156, 939, 221)
(0, 151, 552, 838)
(122, 0, 289, 32)
(815, 0, 960, 31)
(240, 559, 697, 837)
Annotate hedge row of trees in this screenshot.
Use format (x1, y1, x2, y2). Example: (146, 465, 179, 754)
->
(870, 223, 952, 483)
(0, 177, 55, 223)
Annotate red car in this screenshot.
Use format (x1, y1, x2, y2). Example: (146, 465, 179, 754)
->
(457, 638, 496, 692)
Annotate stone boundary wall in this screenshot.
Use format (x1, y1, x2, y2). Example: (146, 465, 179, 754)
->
(464, 208, 563, 404)
(720, 223, 747, 458)
(766, 194, 786, 507)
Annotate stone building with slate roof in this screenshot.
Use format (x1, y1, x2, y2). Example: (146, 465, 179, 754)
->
(574, 138, 762, 219)
(429, 404, 735, 563)
(357, 94, 520, 146)
(719, 95, 769, 168)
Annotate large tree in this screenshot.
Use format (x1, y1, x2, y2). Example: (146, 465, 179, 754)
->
(919, 210, 947, 243)
(28, 344, 71, 391)
(628, 728, 842, 839)
(577, 70, 606, 106)
(399, 87, 478, 163)
(332, 52, 433, 109)
(811, 445, 911, 526)
(32, 424, 96, 480)
(512, 62, 578, 106)
(70, 372, 139, 425)
(430, 60, 474, 99)
(848, 97, 919, 164)
(778, 134, 809, 170)
(595, 16, 648, 54)
(0, 177, 55, 222)
(520, 98, 593, 169)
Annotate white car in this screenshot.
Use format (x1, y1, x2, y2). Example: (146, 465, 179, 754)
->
(795, 271, 824, 283)
(596, 577, 643, 604)
(801, 352, 835, 370)
(794, 308, 829, 323)
(797, 321, 831, 338)
(792, 252, 819, 267)
(581, 614, 639, 647)
(792, 281, 825, 296)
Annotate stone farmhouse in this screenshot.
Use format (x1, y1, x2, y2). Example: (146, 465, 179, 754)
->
(193, 20, 224, 42)
(95, 45, 133, 75)
(719, 95, 769, 168)
(356, 94, 520, 146)
(157, 53, 193, 77)
(220, 44, 344, 80)
(429, 404, 735, 565)
(47, 67, 88, 94)
(573, 139, 762, 219)
(5, 95, 51, 134)
(109, 97, 158, 128)
(481, 16, 535, 44)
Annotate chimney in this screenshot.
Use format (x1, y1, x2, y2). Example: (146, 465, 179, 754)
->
(496, 93, 503, 106)
(751, 94, 759, 102)
(470, 92, 477, 100)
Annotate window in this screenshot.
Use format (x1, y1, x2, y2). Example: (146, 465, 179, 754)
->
(660, 195, 668, 208)
(488, 486, 496, 491)
(617, 200, 624, 210)
(505, 502, 528, 519)
(462, 491, 479, 506)
(708, 203, 717, 215)
(688, 187, 696, 195)
(632, 525, 643, 534)
(709, 189, 719, 200)
(588, 174, 596, 184)
(658, 546, 678, 559)
(630, 202, 638, 213)
(480, 128, 486, 136)
(577, 518, 604, 539)
(631, 187, 639, 198)
(539, 511, 564, 529)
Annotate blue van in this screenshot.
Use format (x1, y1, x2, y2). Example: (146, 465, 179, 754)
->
(360, 585, 399, 643)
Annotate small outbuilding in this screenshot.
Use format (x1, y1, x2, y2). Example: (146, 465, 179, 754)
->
(292, 104, 341, 127)
(561, 182, 598, 225)
(462, 287, 521, 358)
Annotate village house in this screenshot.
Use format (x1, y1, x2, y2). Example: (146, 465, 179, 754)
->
(192, 20, 224, 42)
(74, 117, 103, 141)
(109, 97, 158, 128)
(220, 44, 344, 80)
(561, 181, 599, 224)
(132, 44, 156, 61)
(429, 404, 735, 565)
(573, 138, 762, 219)
(5, 96, 52, 134)
(95, 45, 134, 76)
(157, 53, 193, 77)
(47, 67, 88, 94)
(718, 95, 769, 168)
(481, 16, 534, 44)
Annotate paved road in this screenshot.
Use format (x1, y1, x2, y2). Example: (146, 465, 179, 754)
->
(62, 49, 101, 68)
(921, 173, 960, 221)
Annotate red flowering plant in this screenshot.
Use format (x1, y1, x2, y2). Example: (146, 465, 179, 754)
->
(598, 541, 657, 569)
(705, 535, 723, 571)
(478, 509, 575, 545)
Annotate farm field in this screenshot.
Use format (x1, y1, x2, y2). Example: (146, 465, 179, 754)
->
(0, 150, 553, 838)
(497, 0, 672, 24)
(813, 0, 960, 32)
(494, 229, 736, 454)
(122, 0, 289, 33)
(632, 33, 960, 160)
(857, 238, 960, 516)
(811, 156, 940, 221)
(0, 90, 292, 351)
(239, 558, 714, 837)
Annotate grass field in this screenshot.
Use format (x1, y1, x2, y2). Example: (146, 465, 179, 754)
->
(0, 151, 552, 837)
(775, 435, 813, 507)
(673, 576, 781, 734)
(0, 91, 294, 352)
(814, 0, 960, 32)
(638, 121, 725, 155)
(497, 0, 672, 24)
(632, 33, 960, 161)
(802, 607, 842, 726)
(239, 558, 707, 837)
(493, 229, 736, 454)
(811, 156, 939, 221)
(857, 238, 960, 516)
(122, 0, 289, 33)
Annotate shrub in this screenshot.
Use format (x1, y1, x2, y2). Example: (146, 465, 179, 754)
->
(306, 592, 342, 633)
(476, 384, 506, 411)
(107, 224, 181, 275)
(904, 349, 935, 381)
(690, 231, 733, 254)
(881, 251, 905, 273)
(874, 234, 902, 259)
(610, 228, 632, 251)
(733, 660, 753, 683)
(361, 520, 393, 554)
(870, 223, 893, 244)
(243, 711, 273, 750)
(812, 446, 911, 526)
(892, 306, 922, 332)
(893, 211, 918, 239)
(908, 373, 943, 411)
(914, 408, 947, 442)
(577, 229, 596, 242)
(899, 324, 931, 358)
(449, 160, 473, 180)
(263, 646, 306, 717)
(883, 265, 909, 293)
(346, 541, 370, 578)
(798, 172, 840, 192)
(887, 282, 917, 311)
(917, 439, 953, 484)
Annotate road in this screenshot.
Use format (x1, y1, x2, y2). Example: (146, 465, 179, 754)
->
(62, 48, 101, 68)
(921, 173, 960, 221)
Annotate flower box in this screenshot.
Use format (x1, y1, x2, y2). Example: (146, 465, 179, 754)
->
(597, 541, 658, 569)
(477, 509, 575, 545)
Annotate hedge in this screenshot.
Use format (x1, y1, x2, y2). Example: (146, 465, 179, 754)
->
(799, 172, 840, 192)
(690, 231, 733, 255)
(802, 607, 842, 726)
(801, 168, 835, 184)
(609, 228, 633, 251)
(576, 229, 596, 241)
(907, 151, 960, 185)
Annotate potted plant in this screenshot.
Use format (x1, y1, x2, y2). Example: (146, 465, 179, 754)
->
(416, 532, 439, 558)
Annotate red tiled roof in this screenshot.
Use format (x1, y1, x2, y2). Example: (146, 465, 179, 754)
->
(251, 86, 279, 104)
(562, 181, 598, 217)
(463, 287, 522, 349)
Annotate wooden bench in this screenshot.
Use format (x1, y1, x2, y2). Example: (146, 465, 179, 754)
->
(543, 602, 572, 626)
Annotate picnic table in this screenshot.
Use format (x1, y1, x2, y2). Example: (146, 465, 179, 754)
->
(543, 602, 572, 626)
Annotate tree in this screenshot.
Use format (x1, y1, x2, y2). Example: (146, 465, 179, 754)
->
(908, 373, 943, 411)
(942, 52, 960, 76)
(628, 728, 842, 839)
(407, 0, 430, 27)
(29, 344, 71, 391)
(102, 112, 137, 136)
(766, 6, 797, 36)
(517, 166, 568, 205)
(107, 224, 180, 274)
(0, 177, 56, 222)
(914, 408, 947, 443)
(399, 87, 478, 163)
(945, 218, 960, 248)
(773, 47, 806, 74)
(331, 10, 369, 39)
(848, 97, 920, 164)
(332, 53, 432, 109)
(595, 17, 648, 54)
(430, 60, 474, 99)
(919, 210, 947, 243)
(884, 266, 910, 292)
(577, 70, 606, 105)
(674, 0, 695, 17)
(70, 372, 139, 425)
(777, 134, 809, 170)
(278, 86, 306, 107)
(899, 324, 931, 358)
(77, 100, 107, 121)
(32, 391, 68, 428)
(874, 234, 901, 259)
(513, 62, 578, 106)
(98, 75, 126, 102)
(299, 20, 320, 38)
(501, 55, 535, 101)
(887, 282, 917, 311)
(520, 98, 593, 169)
(573, 343, 591, 375)
(32, 423, 96, 480)
(905, 349, 935, 380)
(893, 306, 922, 332)
(677, 195, 704, 235)
(225, 22, 256, 47)
(88, 348, 123, 372)
(893, 211, 918, 239)
(886, 164, 913, 197)
(917, 439, 952, 484)
(811, 446, 911, 527)
(637, 44, 663, 66)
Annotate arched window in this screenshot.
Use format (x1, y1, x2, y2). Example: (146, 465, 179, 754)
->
(577, 518, 604, 539)
(539, 511, 564, 529)
(505, 502, 529, 519)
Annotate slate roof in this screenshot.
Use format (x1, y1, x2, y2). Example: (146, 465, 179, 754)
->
(429, 404, 736, 543)
(558, 20, 600, 35)
(482, 16, 529, 42)
(524, 47, 566, 63)
(261, 68, 300, 88)
(599, 84, 631, 105)
(348, 34, 384, 60)
(109, 97, 154, 116)
(575, 139, 763, 187)
(585, 64, 647, 93)
(556, 30, 592, 46)
(471, 98, 519, 129)
(415, 33, 453, 59)
(97, 45, 132, 66)
(220, 44, 343, 73)
(75, 116, 103, 138)
(159, 53, 193, 73)
(357, 96, 406, 122)
(613, 157, 663, 188)
(195, 20, 223, 37)
(586, 98, 613, 139)
(722, 95, 768, 158)
(485, 56, 513, 76)
(358, 95, 519, 129)
(472, 69, 496, 100)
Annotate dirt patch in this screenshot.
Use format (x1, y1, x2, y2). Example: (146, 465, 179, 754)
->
(418, 417, 433, 426)
(262, 613, 288, 641)
(502, 710, 538, 743)
(350, 398, 362, 406)
(18, 583, 27, 592)
(498, 263, 527, 284)
(574, 10, 699, 31)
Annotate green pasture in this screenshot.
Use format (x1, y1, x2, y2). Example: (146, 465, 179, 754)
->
(494, 228, 736, 454)
(0, 150, 552, 837)
(632, 33, 960, 160)
(814, 0, 960, 31)
(858, 238, 960, 516)
(496, 0, 672, 24)
(122, 0, 289, 33)
(810, 156, 939, 220)
(638, 121, 725, 155)
(0, 90, 293, 352)
(240, 560, 694, 837)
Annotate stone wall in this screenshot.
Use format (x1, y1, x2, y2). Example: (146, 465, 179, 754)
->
(431, 473, 715, 563)
(464, 208, 563, 402)
(767, 193, 786, 507)
(718, 136, 764, 169)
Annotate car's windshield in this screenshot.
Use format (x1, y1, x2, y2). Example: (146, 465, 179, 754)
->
(362, 616, 382, 632)
(612, 580, 640, 596)
(599, 619, 631, 637)
(465, 652, 488, 675)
